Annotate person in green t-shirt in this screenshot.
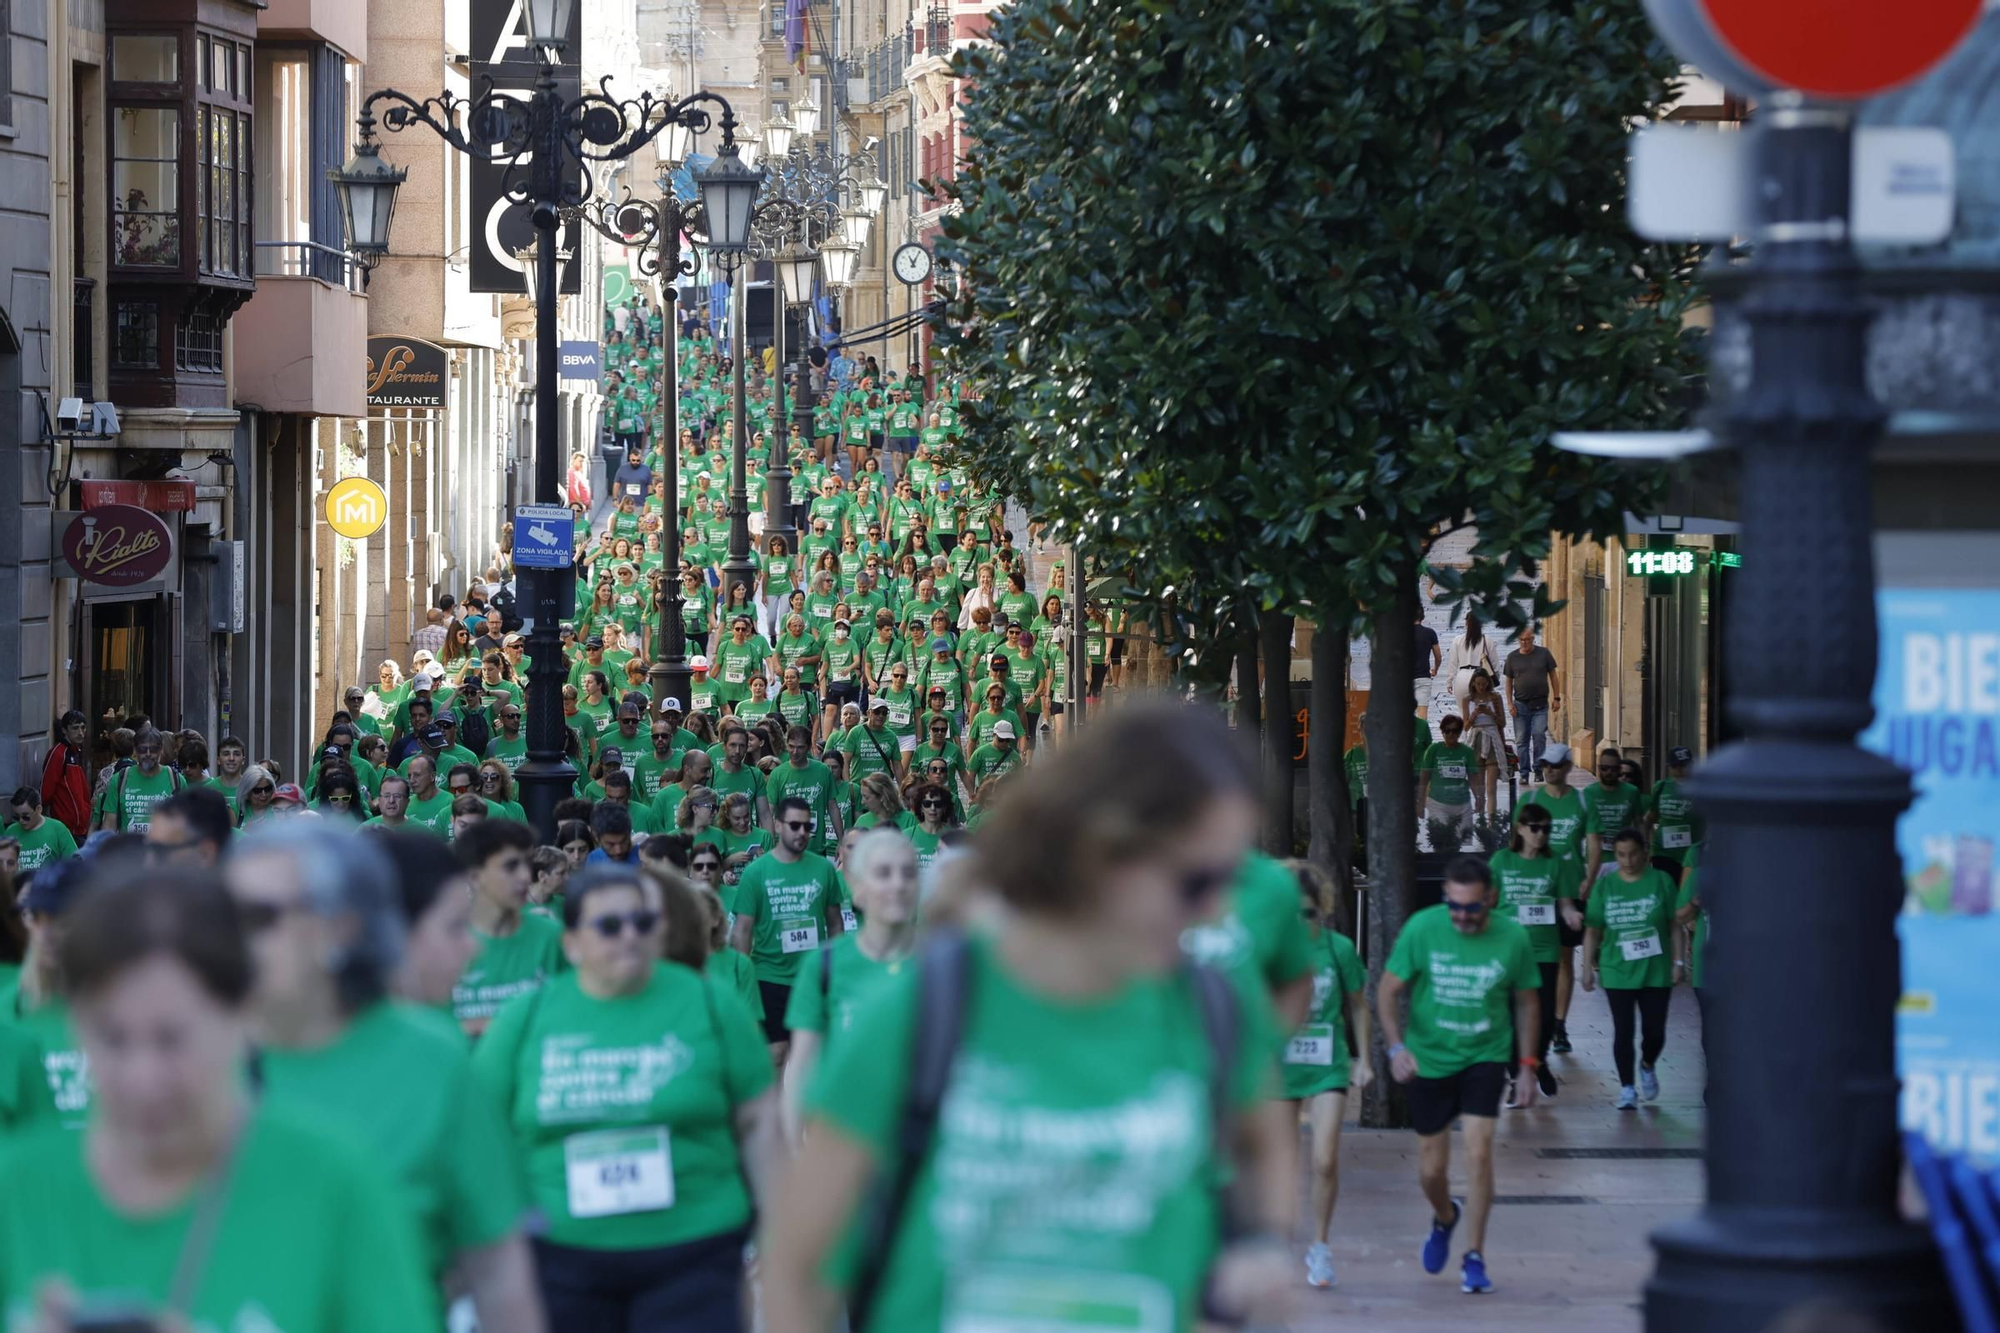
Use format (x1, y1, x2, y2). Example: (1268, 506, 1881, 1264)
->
(1487, 806, 1583, 1097)
(764, 702, 1294, 1333)
(1580, 746, 1649, 884)
(1378, 856, 1541, 1295)
(473, 863, 776, 1329)
(1282, 860, 1371, 1291)
(0, 871, 441, 1331)
(729, 797, 848, 1061)
(781, 826, 918, 1140)
(1516, 742, 1589, 1055)
(766, 728, 842, 855)
(5, 790, 78, 870)
(1581, 828, 1679, 1110)
(451, 820, 567, 1038)
(228, 824, 536, 1310)
(1417, 715, 1481, 847)
(97, 728, 183, 832)
(1644, 745, 1704, 877)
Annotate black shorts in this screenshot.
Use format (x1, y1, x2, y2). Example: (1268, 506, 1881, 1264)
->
(1559, 916, 1584, 949)
(889, 435, 917, 454)
(826, 679, 861, 708)
(1048, 700, 1065, 716)
(1407, 1061, 1510, 1136)
(757, 981, 792, 1043)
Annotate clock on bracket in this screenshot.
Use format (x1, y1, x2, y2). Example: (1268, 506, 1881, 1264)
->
(893, 242, 934, 286)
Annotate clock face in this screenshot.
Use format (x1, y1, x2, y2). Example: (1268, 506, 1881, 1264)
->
(894, 243, 933, 286)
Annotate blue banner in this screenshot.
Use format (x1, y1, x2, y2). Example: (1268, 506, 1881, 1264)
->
(1867, 590, 2000, 1158)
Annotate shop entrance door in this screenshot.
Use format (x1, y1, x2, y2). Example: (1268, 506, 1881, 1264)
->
(85, 597, 164, 766)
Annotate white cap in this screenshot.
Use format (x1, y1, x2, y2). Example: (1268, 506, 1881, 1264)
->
(690, 655, 711, 670)
(657, 697, 685, 713)
(993, 720, 1016, 740)
(1540, 741, 1572, 766)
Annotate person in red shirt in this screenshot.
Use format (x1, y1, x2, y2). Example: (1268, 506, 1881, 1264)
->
(39, 709, 91, 840)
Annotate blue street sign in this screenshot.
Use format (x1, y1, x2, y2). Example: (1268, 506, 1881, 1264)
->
(559, 341, 602, 380)
(513, 504, 575, 570)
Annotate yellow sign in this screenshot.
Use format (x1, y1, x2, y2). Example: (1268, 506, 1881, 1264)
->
(324, 477, 388, 539)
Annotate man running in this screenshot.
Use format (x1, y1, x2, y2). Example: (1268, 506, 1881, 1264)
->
(1377, 856, 1541, 1295)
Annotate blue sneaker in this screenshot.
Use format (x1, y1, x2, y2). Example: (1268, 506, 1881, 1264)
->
(1422, 1199, 1462, 1274)
(1461, 1250, 1493, 1294)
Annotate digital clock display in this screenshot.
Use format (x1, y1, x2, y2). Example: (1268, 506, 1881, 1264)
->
(1626, 549, 1698, 577)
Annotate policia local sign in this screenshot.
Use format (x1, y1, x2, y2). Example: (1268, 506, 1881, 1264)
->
(470, 1, 582, 295)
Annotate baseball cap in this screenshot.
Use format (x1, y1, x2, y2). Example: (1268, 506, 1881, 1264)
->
(993, 720, 1016, 740)
(691, 655, 711, 671)
(273, 783, 307, 806)
(435, 712, 460, 726)
(833, 618, 851, 630)
(1540, 742, 1573, 766)
(585, 636, 605, 651)
(1669, 746, 1695, 766)
(657, 697, 685, 714)
(931, 637, 951, 653)
(929, 686, 947, 698)
(504, 633, 525, 648)
(868, 699, 889, 713)
(20, 856, 91, 917)
(420, 725, 448, 747)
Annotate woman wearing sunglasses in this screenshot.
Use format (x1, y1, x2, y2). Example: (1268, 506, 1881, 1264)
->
(765, 701, 1294, 1333)
(1489, 806, 1582, 1101)
(474, 862, 780, 1332)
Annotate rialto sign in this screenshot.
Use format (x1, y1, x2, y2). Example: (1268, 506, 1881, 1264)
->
(59, 505, 175, 588)
(365, 336, 449, 410)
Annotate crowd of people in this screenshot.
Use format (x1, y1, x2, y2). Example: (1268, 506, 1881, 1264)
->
(0, 292, 1717, 1331)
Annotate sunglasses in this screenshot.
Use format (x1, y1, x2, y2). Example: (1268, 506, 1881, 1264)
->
(781, 820, 813, 832)
(1445, 899, 1490, 916)
(690, 860, 721, 873)
(250, 784, 275, 796)
(921, 798, 947, 809)
(586, 910, 661, 939)
(238, 900, 307, 932)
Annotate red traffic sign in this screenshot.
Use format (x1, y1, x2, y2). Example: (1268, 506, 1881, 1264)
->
(61, 505, 174, 587)
(1645, 0, 1980, 100)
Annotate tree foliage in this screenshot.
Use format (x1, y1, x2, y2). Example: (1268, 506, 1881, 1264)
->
(934, 0, 1705, 645)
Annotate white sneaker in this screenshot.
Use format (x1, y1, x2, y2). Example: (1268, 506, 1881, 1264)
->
(1306, 1242, 1337, 1290)
(1614, 1085, 1638, 1110)
(1639, 1065, 1660, 1102)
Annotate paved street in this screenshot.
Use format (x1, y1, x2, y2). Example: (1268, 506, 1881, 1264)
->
(1283, 983, 1706, 1331)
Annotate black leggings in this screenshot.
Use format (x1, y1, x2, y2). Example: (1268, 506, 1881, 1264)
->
(1535, 960, 1559, 1062)
(533, 1228, 748, 1332)
(1606, 986, 1671, 1086)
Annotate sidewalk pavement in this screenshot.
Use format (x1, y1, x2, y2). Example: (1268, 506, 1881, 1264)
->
(1281, 980, 1707, 1332)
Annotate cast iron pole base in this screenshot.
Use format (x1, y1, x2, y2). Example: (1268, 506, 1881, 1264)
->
(1651, 1212, 1950, 1332)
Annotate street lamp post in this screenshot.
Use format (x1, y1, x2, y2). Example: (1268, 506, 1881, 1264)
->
(1643, 102, 1953, 1330)
(330, 29, 756, 838)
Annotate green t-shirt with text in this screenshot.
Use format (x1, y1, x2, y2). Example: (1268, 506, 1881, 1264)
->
(1384, 904, 1538, 1078)
(736, 850, 846, 985)
(783, 932, 911, 1049)
(1582, 780, 1648, 854)
(1280, 926, 1367, 1099)
(1520, 784, 1588, 866)
(1488, 849, 1579, 963)
(1420, 741, 1480, 806)
(1586, 868, 1676, 989)
(8, 819, 77, 871)
(452, 915, 568, 1033)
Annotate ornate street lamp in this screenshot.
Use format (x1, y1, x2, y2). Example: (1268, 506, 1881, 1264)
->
(327, 112, 406, 274)
(792, 94, 821, 139)
(334, 55, 745, 838)
(853, 170, 889, 219)
(762, 111, 798, 163)
(776, 247, 819, 306)
(819, 238, 861, 289)
(523, 0, 578, 53)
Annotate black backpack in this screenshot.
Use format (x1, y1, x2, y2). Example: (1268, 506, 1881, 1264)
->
(845, 929, 1241, 1328)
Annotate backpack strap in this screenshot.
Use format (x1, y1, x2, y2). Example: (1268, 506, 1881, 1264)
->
(820, 941, 834, 1000)
(849, 928, 972, 1328)
(1183, 959, 1241, 1195)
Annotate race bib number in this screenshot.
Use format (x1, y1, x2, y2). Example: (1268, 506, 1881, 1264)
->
(1439, 763, 1468, 780)
(887, 702, 912, 727)
(841, 905, 859, 933)
(1620, 934, 1664, 962)
(564, 1128, 673, 1218)
(1285, 1024, 1337, 1067)
(780, 918, 820, 953)
(724, 662, 747, 684)
(1663, 827, 1692, 849)
(945, 1270, 1173, 1333)
(1517, 902, 1557, 926)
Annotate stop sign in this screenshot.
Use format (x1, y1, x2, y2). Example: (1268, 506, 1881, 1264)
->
(1644, 0, 1981, 99)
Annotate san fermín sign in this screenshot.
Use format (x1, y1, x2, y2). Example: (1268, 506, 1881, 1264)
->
(365, 336, 449, 410)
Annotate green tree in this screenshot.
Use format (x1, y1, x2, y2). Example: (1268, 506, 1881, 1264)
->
(935, 0, 1702, 1120)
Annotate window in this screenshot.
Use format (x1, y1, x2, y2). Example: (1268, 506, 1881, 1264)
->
(253, 54, 310, 275)
(175, 303, 223, 372)
(111, 32, 178, 84)
(113, 300, 159, 368)
(113, 107, 180, 265)
(770, 76, 789, 94)
(198, 33, 252, 277)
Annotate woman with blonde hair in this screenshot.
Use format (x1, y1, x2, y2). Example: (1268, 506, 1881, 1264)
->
(852, 771, 913, 832)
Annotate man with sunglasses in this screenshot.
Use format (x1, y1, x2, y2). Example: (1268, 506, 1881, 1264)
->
(967, 719, 1024, 790)
(6, 787, 77, 871)
(633, 704, 692, 802)
(1377, 856, 1542, 1296)
(96, 727, 182, 833)
(141, 787, 232, 867)
(731, 796, 848, 1062)
(487, 702, 528, 773)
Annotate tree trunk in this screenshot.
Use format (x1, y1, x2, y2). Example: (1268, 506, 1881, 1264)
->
(1259, 611, 1296, 856)
(1361, 557, 1420, 1130)
(1235, 636, 1261, 748)
(1307, 620, 1355, 937)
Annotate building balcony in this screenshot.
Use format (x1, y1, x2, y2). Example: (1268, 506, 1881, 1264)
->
(257, 0, 365, 60)
(233, 241, 368, 418)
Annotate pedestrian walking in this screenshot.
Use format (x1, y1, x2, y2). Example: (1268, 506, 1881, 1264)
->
(1286, 860, 1371, 1292)
(1581, 828, 1679, 1110)
(1442, 613, 1501, 722)
(1377, 855, 1542, 1295)
(1412, 609, 1443, 719)
(1488, 806, 1582, 1100)
(37, 710, 92, 842)
(1502, 626, 1561, 785)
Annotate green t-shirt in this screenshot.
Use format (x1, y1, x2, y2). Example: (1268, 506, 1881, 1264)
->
(736, 850, 846, 985)
(1676, 852, 1706, 988)
(0, 1104, 439, 1331)
(1384, 904, 1539, 1078)
(766, 759, 839, 851)
(1488, 848, 1580, 963)
(782, 932, 912, 1048)
(1, 988, 86, 1130)
(803, 933, 1275, 1332)
(1647, 777, 1704, 856)
(8, 819, 77, 871)
(1280, 927, 1367, 1100)
(706, 947, 766, 1024)
(452, 915, 568, 1033)
(1519, 785, 1588, 865)
(1581, 780, 1648, 856)
(841, 726, 903, 782)
(259, 1002, 527, 1276)
(472, 963, 772, 1251)
(106, 766, 180, 831)
(966, 742, 1022, 787)
(406, 789, 456, 837)
(1586, 868, 1676, 990)
(1420, 741, 1480, 806)
(0, 1021, 52, 1135)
